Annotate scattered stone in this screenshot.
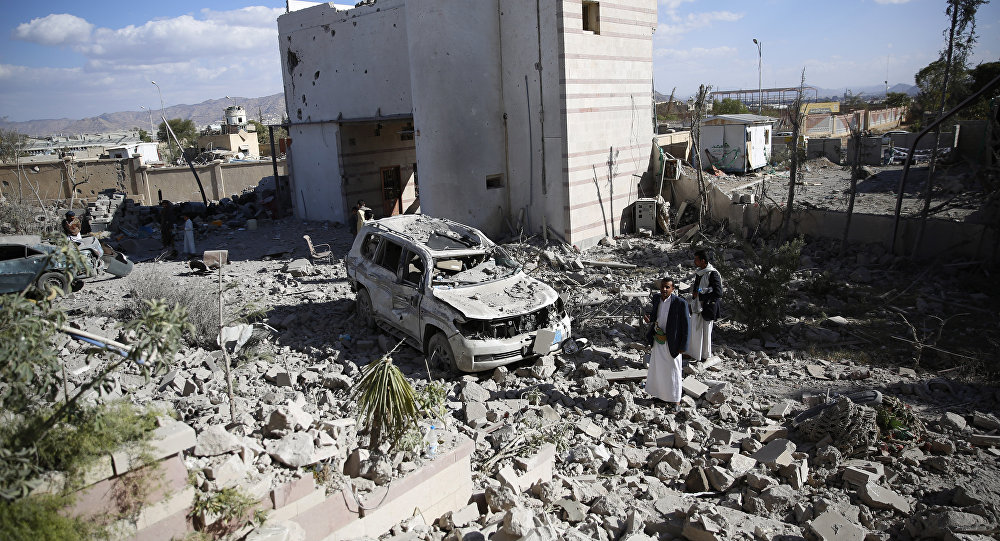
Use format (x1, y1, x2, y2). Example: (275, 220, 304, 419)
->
(704, 383, 733, 405)
(809, 510, 865, 541)
(973, 412, 1000, 431)
(194, 425, 242, 457)
(940, 412, 968, 432)
(555, 499, 588, 523)
(461, 381, 491, 403)
(266, 433, 315, 468)
(682, 377, 709, 399)
(685, 467, 711, 493)
(857, 483, 911, 514)
(750, 439, 795, 468)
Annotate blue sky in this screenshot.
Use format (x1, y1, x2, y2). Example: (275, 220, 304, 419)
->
(0, 0, 997, 122)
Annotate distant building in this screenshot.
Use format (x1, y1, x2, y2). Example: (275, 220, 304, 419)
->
(701, 114, 776, 173)
(106, 142, 161, 165)
(277, 0, 657, 247)
(22, 131, 157, 164)
(196, 105, 260, 160)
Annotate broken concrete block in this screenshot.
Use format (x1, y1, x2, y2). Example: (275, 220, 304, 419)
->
(555, 498, 588, 523)
(710, 427, 749, 446)
(973, 412, 1000, 431)
(266, 404, 313, 434)
(461, 381, 491, 403)
(266, 432, 315, 468)
(194, 424, 243, 457)
(497, 464, 522, 493)
(781, 459, 809, 490)
(684, 467, 711, 493)
(704, 383, 733, 405)
(766, 401, 794, 419)
(205, 454, 247, 489)
(858, 483, 911, 514)
(577, 418, 604, 439)
(447, 502, 481, 529)
(968, 434, 1000, 447)
(728, 453, 757, 475)
(464, 401, 489, 423)
(753, 426, 787, 443)
(750, 439, 795, 468)
(843, 466, 882, 486)
(705, 466, 736, 491)
(244, 520, 306, 541)
(682, 513, 724, 541)
(673, 425, 693, 449)
(343, 448, 369, 478)
(284, 258, 313, 277)
(940, 412, 968, 432)
(809, 510, 865, 541)
(682, 377, 709, 399)
(806, 365, 828, 379)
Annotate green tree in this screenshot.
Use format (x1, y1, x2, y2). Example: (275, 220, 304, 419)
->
(250, 120, 288, 151)
(885, 92, 912, 108)
(138, 129, 151, 143)
(156, 118, 197, 146)
(0, 128, 27, 165)
(842, 90, 868, 112)
(711, 98, 750, 115)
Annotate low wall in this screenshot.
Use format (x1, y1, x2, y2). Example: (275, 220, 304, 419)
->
(661, 170, 997, 261)
(0, 158, 287, 206)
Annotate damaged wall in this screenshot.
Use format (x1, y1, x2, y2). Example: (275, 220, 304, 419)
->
(0, 158, 286, 206)
(277, 0, 656, 246)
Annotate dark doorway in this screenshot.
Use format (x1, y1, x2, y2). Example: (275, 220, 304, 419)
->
(381, 166, 402, 216)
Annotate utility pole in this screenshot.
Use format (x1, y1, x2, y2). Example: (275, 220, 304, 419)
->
(753, 39, 762, 114)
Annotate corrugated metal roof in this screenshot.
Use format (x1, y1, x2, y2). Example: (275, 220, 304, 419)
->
(705, 114, 776, 124)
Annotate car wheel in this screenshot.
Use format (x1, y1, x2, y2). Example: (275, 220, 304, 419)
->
(427, 332, 457, 372)
(36, 271, 69, 296)
(356, 288, 375, 329)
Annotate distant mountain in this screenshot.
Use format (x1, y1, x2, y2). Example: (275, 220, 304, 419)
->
(0, 93, 287, 138)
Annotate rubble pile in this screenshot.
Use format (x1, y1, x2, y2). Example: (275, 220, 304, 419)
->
(51, 217, 1000, 540)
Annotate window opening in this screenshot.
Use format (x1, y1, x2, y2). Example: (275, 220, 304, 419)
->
(486, 174, 504, 190)
(583, 1, 600, 34)
(377, 240, 403, 273)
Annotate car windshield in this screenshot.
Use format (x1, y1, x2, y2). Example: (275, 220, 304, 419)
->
(431, 246, 520, 286)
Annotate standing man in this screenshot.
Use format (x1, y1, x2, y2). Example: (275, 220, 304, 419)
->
(181, 214, 196, 257)
(355, 199, 371, 235)
(159, 200, 175, 251)
(689, 249, 723, 361)
(645, 277, 689, 410)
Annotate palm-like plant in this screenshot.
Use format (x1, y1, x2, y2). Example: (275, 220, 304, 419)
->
(351, 351, 420, 451)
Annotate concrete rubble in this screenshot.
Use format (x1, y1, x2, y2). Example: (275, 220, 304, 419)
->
(48, 215, 1000, 541)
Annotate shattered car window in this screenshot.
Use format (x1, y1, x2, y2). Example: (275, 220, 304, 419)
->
(432, 247, 520, 286)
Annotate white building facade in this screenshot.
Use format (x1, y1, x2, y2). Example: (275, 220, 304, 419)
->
(277, 0, 656, 247)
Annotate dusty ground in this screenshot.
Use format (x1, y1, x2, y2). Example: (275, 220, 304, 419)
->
(45, 213, 1000, 540)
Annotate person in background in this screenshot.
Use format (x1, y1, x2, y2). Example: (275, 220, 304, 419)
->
(80, 208, 93, 236)
(181, 214, 196, 257)
(159, 200, 175, 251)
(644, 277, 689, 412)
(689, 249, 724, 362)
(61, 211, 82, 240)
(355, 199, 371, 235)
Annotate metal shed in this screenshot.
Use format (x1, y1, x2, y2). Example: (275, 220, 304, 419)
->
(701, 114, 776, 173)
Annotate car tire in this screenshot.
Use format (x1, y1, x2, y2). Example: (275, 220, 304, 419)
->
(36, 271, 69, 296)
(427, 332, 457, 372)
(356, 288, 375, 329)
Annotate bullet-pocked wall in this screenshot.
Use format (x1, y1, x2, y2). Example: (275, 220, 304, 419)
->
(276, 0, 657, 244)
(278, 0, 413, 224)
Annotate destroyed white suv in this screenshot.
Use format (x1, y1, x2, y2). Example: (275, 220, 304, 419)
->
(345, 215, 571, 372)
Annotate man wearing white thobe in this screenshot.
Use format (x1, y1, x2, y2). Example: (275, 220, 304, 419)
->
(645, 278, 690, 406)
(689, 250, 723, 361)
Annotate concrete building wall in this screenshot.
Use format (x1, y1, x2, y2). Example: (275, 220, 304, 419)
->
(198, 131, 261, 159)
(276, 0, 656, 244)
(558, 0, 657, 245)
(405, 0, 509, 235)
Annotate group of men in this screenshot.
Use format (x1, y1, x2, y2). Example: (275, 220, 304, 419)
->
(644, 250, 723, 411)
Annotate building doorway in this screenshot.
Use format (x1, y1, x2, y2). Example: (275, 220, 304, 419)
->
(381, 166, 402, 216)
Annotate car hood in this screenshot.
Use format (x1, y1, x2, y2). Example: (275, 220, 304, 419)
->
(430, 273, 559, 320)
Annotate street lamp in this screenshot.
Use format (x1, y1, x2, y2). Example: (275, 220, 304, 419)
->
(151, 80, 174, 160)
(139, 106, 154, 139)
(752, 39, 762, 114)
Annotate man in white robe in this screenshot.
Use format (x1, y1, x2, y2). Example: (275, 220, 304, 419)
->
(645, 278, 690, 407)
(689, 250, 723, 361)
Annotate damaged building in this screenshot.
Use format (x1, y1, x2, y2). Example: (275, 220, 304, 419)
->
(277, 0, 657, 248)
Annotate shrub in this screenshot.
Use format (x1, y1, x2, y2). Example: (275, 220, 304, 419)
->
(719, 237, 804, 336)
(0, 201, 45, 235)
(122, 267, 221, 347)
(352, 355, 419, 451)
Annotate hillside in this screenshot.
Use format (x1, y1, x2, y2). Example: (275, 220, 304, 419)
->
(0, 93, 287, 138)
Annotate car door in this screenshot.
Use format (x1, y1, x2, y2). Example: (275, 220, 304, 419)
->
(0, 244, 47, 294)
(366, 237, 404, 327)
(387, 248, 426, 340)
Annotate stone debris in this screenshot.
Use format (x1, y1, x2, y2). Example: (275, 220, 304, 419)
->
(42, 215, 1000, 541)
